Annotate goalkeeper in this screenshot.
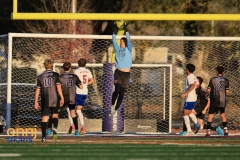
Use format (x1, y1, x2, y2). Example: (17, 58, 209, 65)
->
(109, 22, 133, 117)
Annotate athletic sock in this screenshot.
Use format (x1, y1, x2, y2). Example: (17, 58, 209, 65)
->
(52, 118, 58, 130)
(76, 110, 84, 126)
(183, 116, 191, 132)
(41, 122, 47, 138)
(207, 129, 211, 134)
(222, 122, 228, 128)
(206, 121, 212, 131)
(67, 107, 73, 126)
(189, 113, 198, 124)
(72, 117, 78, 130)
(47, 115, 52, 129)
(182, 121, 187, 132)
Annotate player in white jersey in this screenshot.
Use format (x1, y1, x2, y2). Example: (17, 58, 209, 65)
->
(74, 58, 94, 135)
(180, 63, 200, 135)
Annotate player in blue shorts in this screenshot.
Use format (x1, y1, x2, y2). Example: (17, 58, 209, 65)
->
(74, 58, 94, 135)
(180, 76, 224, 136)
(180, 63, 200, 135)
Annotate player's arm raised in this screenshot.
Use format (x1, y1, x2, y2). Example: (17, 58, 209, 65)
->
(112, 33, 120, 52)
(125, 32, 132, 52)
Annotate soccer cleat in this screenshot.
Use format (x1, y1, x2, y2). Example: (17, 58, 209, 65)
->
(80, 126, 86, 135)
(224, 129, 229, 136)
(53, 130, 58, 141)
(46, 128, 52, 135)
(75, 131, 80, 136)
(68, 124, 75, 134)
(179, 131, 187, 136)
(216, 126, 224, 136)
(195, 122, 201, 134)
(41, 137, 46, 142)
(109, 110, 116, 117)
(179, 131, 193, 136)
(205, 131, 211, 137)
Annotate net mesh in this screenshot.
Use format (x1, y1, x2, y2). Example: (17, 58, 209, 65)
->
(1, 33, 240, 134)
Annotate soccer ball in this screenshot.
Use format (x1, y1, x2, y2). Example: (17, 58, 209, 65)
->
(114, 20, 127, 29)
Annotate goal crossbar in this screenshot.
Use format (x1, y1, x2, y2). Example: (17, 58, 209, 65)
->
(12, 0, 240, 21)
(8, 33, 240, 41)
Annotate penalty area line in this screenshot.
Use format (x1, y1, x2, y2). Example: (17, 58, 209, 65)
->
(0, 153, 22, 157)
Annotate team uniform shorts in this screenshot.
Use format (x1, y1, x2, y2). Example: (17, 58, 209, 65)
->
(76, 94, 88, 106)
(183, 102, 196, 110)
(208, 106, 225, 114)
(195, 111, 205, 120)
(67, 104, 76, 111)
(41, 107, 59, 116)
(62, 101, 76, 111)
(114, 69, 130, 88)
(194, 106, 205, 120)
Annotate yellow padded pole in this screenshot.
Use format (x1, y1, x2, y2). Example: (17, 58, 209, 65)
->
(11, 13, 240, 21)
(13, 0, 18, 13)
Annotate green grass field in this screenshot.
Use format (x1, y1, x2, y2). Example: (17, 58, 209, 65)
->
(0, 137, 240, 160)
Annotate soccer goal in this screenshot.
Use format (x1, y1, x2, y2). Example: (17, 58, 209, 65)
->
(54, 63, 172, 133)
(3, 33, 240, 134)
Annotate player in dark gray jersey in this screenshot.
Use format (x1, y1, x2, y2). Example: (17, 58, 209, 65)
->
(59, 62, 83, 136)
(34, 59, 64, 142)
(206, 66, 230, 136)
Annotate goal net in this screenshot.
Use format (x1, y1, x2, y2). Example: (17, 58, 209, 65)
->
(2, 33, 240, 134)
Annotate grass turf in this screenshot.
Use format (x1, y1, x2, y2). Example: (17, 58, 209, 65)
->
(0, 144, 240, 160)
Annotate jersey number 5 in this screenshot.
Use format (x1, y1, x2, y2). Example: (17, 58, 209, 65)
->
(83, 75, 87, 84)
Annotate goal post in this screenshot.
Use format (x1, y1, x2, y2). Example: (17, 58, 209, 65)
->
(53, 62, 173, 133)
(3, 32, 240, 134)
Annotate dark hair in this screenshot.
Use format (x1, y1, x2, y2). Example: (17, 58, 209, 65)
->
(63, 62, 71, 71)
(78, 58, 87, 67)
(216, 65, 224, 74)
(196, 76, 203, 85)
(121, 37, 127, 47)
(186, 63, 195, 73)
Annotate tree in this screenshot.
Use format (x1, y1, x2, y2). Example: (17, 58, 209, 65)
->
(16, 0, 98, 34)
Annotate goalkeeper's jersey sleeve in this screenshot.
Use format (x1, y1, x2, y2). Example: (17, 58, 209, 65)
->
(59, 72, 82, 105)
(36, 70, 61, 108)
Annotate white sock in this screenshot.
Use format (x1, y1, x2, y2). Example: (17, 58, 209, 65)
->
(183, 116, 192, 132)
(67, 107, 73, 126)
(76, 110, 84, 126)
(111, 105, 115, 112)
(189, 113, 198, 124)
